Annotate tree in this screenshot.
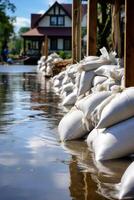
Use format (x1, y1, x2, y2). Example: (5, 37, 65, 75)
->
(0, 0, 16, 49)
(18, 27, 30, 36)
(9, 27, 30, 55)
(97, 2, 112, 54)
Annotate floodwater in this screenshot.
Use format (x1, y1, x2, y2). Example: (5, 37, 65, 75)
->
(0, 65, 132, 200)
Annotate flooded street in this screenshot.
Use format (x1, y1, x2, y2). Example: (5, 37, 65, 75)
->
(0, 65, 132, 200)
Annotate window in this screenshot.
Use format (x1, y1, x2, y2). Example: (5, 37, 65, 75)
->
(64, 39, 71, 50)
(58, 16, 64, 26)
(50, 16, 64, 26)
(50, 38, 57, 50)
(50, 16, 57, 25)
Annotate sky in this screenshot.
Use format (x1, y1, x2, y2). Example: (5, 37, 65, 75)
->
(9, 0, 72, 32)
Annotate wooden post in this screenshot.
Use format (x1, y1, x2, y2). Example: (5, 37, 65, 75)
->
(44, 35, 48, 59)
(124, 0, 134, 87)
(87, 0, 97, 56)
(23, 38, 26, 55)
(112, 0, 122, 57)
(72, 0, 81, 63)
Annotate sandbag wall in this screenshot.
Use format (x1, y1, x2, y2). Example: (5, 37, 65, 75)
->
(51, 48, 134, 158)
(51, 47, 134, 199)
(37, 52, 63, 77)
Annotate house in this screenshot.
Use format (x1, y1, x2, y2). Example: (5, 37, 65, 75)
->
(21, 1, 87, 64)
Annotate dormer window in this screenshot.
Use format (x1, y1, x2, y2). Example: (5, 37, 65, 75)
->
(58, 16, 64, 25)
(50, 16, 64, 26)
(50, 16, 57, 25)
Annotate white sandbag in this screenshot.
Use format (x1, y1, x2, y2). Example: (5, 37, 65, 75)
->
(95, 65, 119, 77)
(75, 72, 81, 88)
(53, 79, 62, 87)
(109, 68, 124, 81)
(50, 52, 60, 58)
(62, 74, 71, 85)
(53, 58, 63, 63)
(91, 84, 108, 93)
(101, 78, 119, 91)
(75, 91, 111, 120)
(119, 161, 134, 199)
(82, 56, 100, 63)
(40, 56, 46, 62)
(78, 57, 112, 72)
(97, 87, 134, 129)
(86, 128, 99, 151)
(46, 66, 53, 76)
(61, 82, 74, 93)
(91, 117, 134, 161)
(57, 71, 66, 80)
(39, 65, 47, 72)
(91, 94, 117, 127)
(93, 76, 107, 87)
(61, 90, 71, 99)
(110, 85, 124, 93)
(66, 64, 78, 77)
(46, 56, 53, 63)
(62, 91, 77, 106)
(58, 108, 88, 141)
(77, 71, 95, 97)
(100, 47, 117, 64)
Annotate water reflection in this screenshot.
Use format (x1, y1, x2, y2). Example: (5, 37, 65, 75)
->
(62, 141, 132, 200)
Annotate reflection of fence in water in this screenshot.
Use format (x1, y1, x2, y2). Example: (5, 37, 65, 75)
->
(63, 141, 132, 200)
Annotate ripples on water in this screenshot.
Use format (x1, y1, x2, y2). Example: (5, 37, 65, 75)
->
(0, 65, 133, 200)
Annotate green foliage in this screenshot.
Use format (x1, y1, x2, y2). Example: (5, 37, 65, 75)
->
(18, 27, 30, 36)
(8, 27, 30, 56)
(58, 51, 71, 59)
(0, 0, 16, 49)
(97, 2, 112, 54)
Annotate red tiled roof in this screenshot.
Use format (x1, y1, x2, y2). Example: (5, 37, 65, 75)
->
(61, 3, 87, 18)
(22, 27, 72, 37)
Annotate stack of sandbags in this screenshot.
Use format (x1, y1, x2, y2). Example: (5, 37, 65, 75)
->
(78, 47, 117, 72)
(37, 52, 63, 77)
(59, 91, 112, 141)
(52, 47, 121, 107)
(91, 65, 124, 92)
(87, 87, 134, 161)
(52, 63, 80, 106)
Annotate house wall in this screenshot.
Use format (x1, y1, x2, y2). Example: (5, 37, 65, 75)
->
(58, 39, 63, 50)
(38, 4, 72, 27)
(81, 14, 87, 27)
(65, 16, 72, 27)
(39, 16, 50, 27)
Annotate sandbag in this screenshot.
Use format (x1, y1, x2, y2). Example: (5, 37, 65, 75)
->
(97, 87, 134, 129)
(75, 91, 111, 120)
(119, 161, 134, 199)
(77, 71, 95, 97)
(58, 108, 88, 141)
(58, 71, 66, 80)
(91, 94, 117, 127)
(86, 128, 99, 151)
(93, 76, 107, 87)
(62, 91, 77, 106)
(81, 56, 99, 63)
(78, 57, 112, 72)
(95, 65, 119, 78)
(91, 117, 134, 161)
(53, 79, 62, 87)
(61, 82, 74, 93)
